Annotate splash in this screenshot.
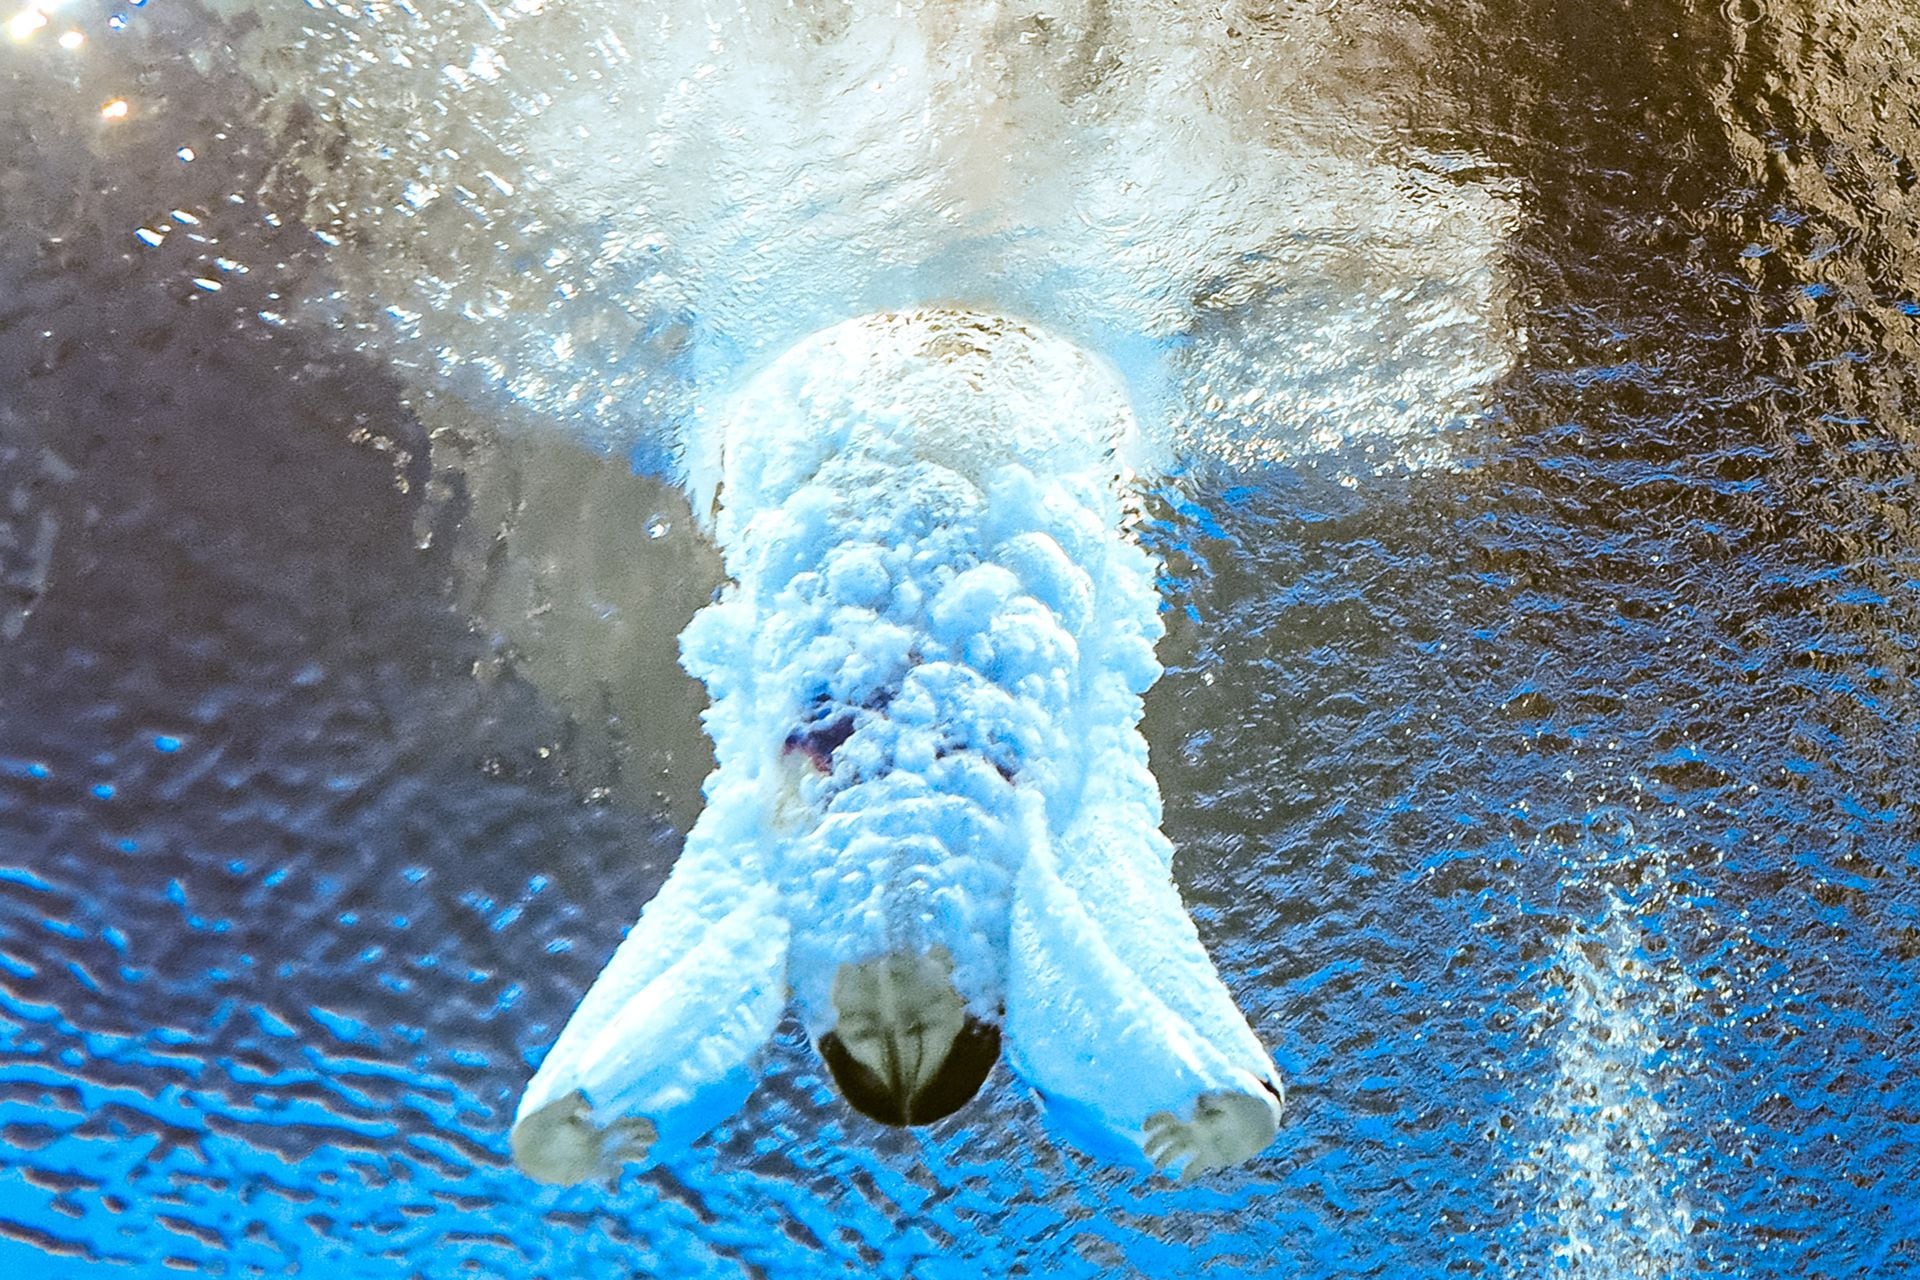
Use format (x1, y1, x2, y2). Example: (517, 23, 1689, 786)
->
(184, 0, 1523, 824)
(1508, 823, 1702, 1279)
(213, 0, 1517, 479)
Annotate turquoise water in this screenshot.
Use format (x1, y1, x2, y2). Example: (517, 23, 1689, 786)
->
(4, 0, 1920, 1276)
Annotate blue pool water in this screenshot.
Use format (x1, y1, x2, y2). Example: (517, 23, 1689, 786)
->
(3, 0, 1920, 1276)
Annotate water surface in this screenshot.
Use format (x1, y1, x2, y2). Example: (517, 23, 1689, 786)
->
(2, 1, 1919, 1276)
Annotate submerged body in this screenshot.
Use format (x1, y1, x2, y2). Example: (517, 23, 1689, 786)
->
(514, 310, 1283, 1182)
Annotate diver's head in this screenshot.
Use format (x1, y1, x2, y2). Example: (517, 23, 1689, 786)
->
(814, 949, 999, 1126)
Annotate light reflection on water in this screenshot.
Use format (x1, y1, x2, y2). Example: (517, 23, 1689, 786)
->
(3, 0, 1920, 1277)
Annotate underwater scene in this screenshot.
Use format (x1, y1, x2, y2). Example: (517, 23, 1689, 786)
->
(2, 0, 1919, 1275)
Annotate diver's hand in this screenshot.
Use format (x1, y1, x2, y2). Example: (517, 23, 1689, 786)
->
(510, 1089, 658, 1186)
(1143, 1086, 1281, 1183)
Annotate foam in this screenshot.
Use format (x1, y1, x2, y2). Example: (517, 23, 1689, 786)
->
(214, 0, 1516, 477)
(517, 311, 1282, 1179)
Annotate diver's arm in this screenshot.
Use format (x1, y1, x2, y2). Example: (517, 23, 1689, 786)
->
(1005, 839, 1281, 1180)
(1049, 730, 1283, 1098)
(512, 873, 788, 1184)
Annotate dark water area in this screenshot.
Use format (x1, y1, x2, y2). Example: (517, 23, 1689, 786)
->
(3, 0, 1919, 1276)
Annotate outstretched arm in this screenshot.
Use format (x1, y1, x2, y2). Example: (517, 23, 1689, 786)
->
(512, 879, 789, 1184)
(1050, 728, 1283, 1095)
(1005, 834, 1281, 1182)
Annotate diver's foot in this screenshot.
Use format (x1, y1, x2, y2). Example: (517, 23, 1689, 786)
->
(1143, 1086, 1281, 1182)
(510, 1090, 658, 1185)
